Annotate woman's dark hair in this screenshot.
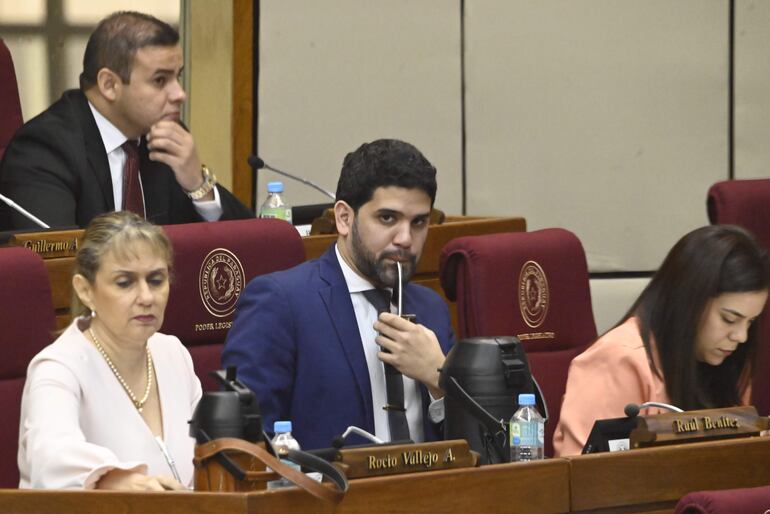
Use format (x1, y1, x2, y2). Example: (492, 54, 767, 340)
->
(335, 139, 437, 212)
(625, 224, 770, 410)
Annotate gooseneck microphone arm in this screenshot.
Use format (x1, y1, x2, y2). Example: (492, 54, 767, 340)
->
(624, 401, 684, 418)
(247, 156, 336, 201)
(0, 193, 50, 229)
(639, 401, 684, 413)
(331, 426, 385, 449)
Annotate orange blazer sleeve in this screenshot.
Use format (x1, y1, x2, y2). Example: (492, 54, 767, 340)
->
(553, 317, 669, 457)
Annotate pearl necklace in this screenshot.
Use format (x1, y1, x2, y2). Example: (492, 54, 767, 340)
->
(89, 328, 154, 412)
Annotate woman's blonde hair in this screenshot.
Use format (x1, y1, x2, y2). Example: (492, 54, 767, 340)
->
(71, 211, 173, 318)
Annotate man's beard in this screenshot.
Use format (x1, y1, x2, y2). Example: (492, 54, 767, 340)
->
(350, 219, 418, 289)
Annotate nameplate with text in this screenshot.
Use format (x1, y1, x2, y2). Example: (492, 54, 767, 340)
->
(9, 230, 84, 258)
(630, 406, 768, 449)
(334, 439, 478, 479)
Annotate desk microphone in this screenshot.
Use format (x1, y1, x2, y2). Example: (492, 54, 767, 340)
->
(332, 426, 385, 448)
(624, 401, 684, 418)
(247, 156, 336, 200)
(0, 193, 50, 229)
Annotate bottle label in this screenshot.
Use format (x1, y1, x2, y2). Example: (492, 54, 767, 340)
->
(259, 207, 292, 223)
(510, 421, 521, 444)
(510, 420, 543, 447)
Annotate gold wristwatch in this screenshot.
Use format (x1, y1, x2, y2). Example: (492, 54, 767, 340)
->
(186, 164, 217, 200)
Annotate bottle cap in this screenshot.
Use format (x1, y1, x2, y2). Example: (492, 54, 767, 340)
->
(267, 181, 285, 193)
(518, 393, 536, 406)
(274, 420, 292, 433)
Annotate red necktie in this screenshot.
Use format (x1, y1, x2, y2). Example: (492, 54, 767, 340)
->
(121, 140, 145, 217)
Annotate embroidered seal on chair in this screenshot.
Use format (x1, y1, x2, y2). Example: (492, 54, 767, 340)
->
(199, 248, 245, 317)
(518, 260, 549, 328)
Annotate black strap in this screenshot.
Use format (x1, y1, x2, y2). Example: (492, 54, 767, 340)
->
(361, 288, 411, 441)
(195, 437, 348, 503)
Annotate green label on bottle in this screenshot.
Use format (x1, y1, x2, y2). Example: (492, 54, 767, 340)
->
(259, 207, 292, 223)
(510, 420, 543, 447)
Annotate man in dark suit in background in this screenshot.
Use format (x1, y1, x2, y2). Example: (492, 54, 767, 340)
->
(223, 139, 455, 450)
(0, 11, 252, 230)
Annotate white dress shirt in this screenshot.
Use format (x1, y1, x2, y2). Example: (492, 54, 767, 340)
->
(87, 102, 223, 221)
(335, 245, 427, 442)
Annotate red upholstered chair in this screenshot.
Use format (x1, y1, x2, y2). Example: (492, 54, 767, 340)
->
(439, 228, 597, 457)
(0, 247, 56, 488)
(675, 485, 770, 514)
(160, 218, 304, 391)
(0, 39, 23, 160)
(707, 179, 770, 415)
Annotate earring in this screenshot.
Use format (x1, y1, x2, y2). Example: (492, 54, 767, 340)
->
(90, 309, 96, 319)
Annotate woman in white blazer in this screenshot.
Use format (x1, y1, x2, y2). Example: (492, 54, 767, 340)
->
(18, 211, 201, 490)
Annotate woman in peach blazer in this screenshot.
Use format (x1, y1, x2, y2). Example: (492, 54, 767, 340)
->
(554, 225, 768, 456)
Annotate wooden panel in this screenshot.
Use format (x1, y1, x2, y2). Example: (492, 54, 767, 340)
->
(231, 0, 255, 207)
(188, 0, 235, 191)
(0, 490, 247, 514)
(4, 437, 770, 512)
(568, 436, 770, 513)
(47, 257, 75, 313)
(0, 459, 569, 514)
(245, 460, 569, 514)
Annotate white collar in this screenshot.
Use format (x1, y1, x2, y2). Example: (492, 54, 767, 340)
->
(87, 100, 132, 154)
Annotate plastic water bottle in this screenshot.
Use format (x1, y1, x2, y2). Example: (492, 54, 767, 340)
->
(267, 421, 301, 489)
(509, 393, 545, 461)
(259, 181, 292, 223)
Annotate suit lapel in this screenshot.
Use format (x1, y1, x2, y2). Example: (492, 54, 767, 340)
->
(70, 91, 115, 210)
(317, 246, 374, 425)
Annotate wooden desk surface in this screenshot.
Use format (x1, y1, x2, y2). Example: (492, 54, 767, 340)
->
(3, 436, 770, 513)
(567, 436, 770, 514)
(0, 459, 569, 514)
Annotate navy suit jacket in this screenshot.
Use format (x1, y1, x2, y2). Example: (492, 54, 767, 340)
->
(222, 245, 455, 449)
(0, 89, 253, 230)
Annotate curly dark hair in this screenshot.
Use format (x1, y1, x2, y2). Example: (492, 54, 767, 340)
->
(335, 139, 437, 211)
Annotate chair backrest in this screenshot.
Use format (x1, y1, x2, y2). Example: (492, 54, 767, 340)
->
(0, 39, 23, 161)
(0, 246, 56, 488)
(160, 218, 305, 391)
(439, 228, 597, 456)
(707, 179, 770, 415)
(675, 484, 770, 514)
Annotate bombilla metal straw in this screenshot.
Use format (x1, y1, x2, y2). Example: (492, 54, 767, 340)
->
(397, 261, 402, 316)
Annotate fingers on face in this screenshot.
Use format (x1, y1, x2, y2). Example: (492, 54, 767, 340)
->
(148, 122, 191, 148)
(150, 120, 184, 135)
(148, 133, 184, 154)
